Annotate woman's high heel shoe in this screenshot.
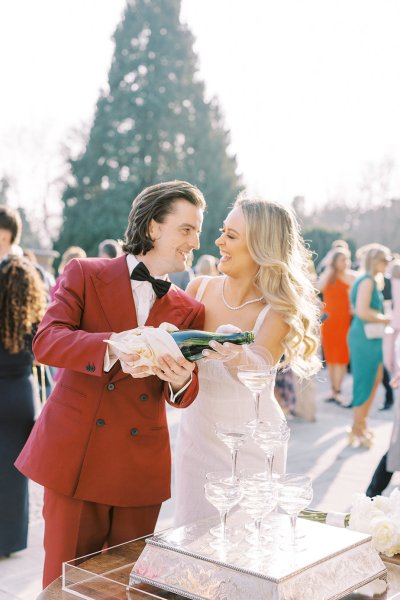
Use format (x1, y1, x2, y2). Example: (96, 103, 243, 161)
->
(347, 430, 373, 449)
(359, 435, 373, 449)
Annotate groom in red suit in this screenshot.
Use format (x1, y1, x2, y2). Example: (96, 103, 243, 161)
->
(15, 181, 206, 587)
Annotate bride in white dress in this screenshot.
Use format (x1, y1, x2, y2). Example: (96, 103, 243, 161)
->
(173, 194, 321, 527)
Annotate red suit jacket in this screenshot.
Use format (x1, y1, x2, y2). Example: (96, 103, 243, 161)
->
(15, 256, 204, 507)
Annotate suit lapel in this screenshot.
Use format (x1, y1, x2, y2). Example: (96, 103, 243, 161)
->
(145, 286, 193, 329)
(91, 256, 139, 383)
(91, 255, 138, 334)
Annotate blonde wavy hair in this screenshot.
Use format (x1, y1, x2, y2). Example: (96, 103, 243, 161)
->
(235, 194, 321, 377)
(357, 243, 391, 290)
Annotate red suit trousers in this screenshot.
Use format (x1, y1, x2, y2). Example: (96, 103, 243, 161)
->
(42, 487, 161, 589)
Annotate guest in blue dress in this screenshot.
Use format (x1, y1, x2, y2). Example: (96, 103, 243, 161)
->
(0, 256, 46, 556)
(348, 245, 392, 448)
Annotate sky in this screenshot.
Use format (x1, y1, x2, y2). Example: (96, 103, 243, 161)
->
(1, 0, 400, 221)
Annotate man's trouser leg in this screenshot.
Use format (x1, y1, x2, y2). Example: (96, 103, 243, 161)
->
(42, 487, 161, 589)
(366, 452, 393, 497)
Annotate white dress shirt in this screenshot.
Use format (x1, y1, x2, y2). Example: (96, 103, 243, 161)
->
(103, 254, 191, 401)
(128, 254, 163, 326)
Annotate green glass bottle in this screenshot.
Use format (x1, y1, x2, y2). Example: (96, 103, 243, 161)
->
(170, 330, 255, 362)
(299, 509, 350, 528)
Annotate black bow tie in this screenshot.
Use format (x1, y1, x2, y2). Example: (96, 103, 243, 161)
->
(130, 262, 171, 298)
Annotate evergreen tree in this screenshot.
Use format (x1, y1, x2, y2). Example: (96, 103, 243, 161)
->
(56, 0, 241, 257)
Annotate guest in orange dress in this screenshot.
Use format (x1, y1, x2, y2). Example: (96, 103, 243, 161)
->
(317, 248, 357, 404)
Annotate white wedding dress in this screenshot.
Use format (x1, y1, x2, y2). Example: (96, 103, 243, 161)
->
(173, 278, 287, 527)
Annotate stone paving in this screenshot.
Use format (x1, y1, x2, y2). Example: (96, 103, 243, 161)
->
(1, 369, 399, 599)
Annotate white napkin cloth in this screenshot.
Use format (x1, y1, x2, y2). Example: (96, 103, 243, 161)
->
(104, 322, 184, 376)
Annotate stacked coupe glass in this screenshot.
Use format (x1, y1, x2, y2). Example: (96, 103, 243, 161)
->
(206, 348, 313, 560)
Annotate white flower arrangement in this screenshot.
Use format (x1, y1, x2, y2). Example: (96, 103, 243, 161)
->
(349, 489, 400, 557)
(300, 488, 400, 557)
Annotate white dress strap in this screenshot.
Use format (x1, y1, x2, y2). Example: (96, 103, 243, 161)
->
(195, 276, 213, 302)
(253, 304, 271, 335)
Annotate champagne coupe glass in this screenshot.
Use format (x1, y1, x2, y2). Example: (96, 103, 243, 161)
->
(204, 475, 242, 548)
(278, 474, 313, 551)
(215, 422, 248, 479)
(239, 468, 278, 534)
(205, 471, 242, 539)
(252, 420, 290, 481)
(239, 476, 278, 558)
(237, 346, 276, 427)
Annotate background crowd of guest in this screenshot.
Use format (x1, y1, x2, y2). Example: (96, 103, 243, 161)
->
(1, 201, 400, 558)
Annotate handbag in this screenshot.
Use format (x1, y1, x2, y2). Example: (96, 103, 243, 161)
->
(364, 322, 386, 339)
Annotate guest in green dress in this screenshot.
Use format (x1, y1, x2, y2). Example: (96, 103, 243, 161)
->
(348, 244, 392, 448)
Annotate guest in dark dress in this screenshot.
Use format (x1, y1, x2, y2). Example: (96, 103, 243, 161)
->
(0, 256, 46, 556)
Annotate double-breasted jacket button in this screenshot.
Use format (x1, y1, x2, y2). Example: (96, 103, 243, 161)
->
(107, 383, 115, 391)
(96, 419, 106, 427)
(130, 428, 139, 436)
(139, 393, 148, 401)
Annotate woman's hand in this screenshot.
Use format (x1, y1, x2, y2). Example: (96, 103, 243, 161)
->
(202, 340, 243, 363)
(201, 324, 244, 365)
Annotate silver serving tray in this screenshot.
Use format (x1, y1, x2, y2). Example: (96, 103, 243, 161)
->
(130, 512, 387, 600)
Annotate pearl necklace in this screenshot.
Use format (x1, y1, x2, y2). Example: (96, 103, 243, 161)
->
(221, 277, 264, 310)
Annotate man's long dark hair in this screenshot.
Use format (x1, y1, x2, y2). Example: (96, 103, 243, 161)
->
(122, 181, 206, 256)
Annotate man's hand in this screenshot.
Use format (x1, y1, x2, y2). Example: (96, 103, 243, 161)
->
(107, 332, 152, 378)
(154, 354, 195, 392)
(113, 348, 152, 378)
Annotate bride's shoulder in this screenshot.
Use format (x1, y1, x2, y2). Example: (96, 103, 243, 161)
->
(185, 275, 220, 298)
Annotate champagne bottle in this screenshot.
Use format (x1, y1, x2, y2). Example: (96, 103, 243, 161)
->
(170, 330, 255, 362)
(299, 509, 350, 528)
